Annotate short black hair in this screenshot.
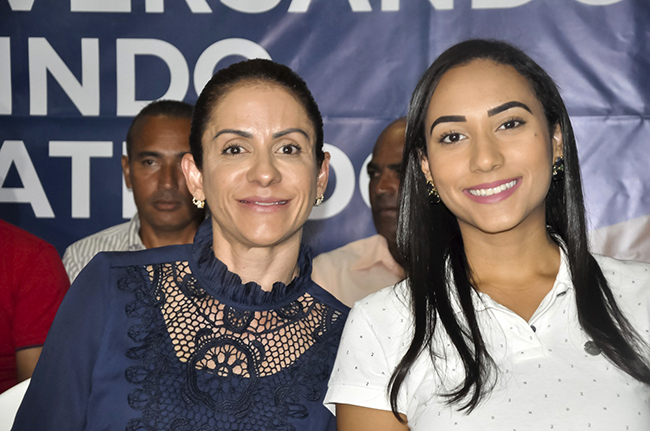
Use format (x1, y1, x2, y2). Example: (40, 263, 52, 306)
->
(125, 100, 193, 158)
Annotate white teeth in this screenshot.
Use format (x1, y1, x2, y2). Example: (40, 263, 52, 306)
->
(253, 201, 286, 206)
(469, 180, 517, 197)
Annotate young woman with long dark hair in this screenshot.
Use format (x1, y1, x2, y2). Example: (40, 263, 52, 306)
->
(325, 39, 650, 430)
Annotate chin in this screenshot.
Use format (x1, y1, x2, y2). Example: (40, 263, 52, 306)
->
(152, 214, 196, 230)
(241, 225, 302, 248)
(374, 218, 396, 233)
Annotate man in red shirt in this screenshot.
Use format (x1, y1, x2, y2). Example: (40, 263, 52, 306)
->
(0, 220, 69, 393)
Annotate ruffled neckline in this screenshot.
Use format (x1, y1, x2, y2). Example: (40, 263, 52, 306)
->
(189, 219, 314, 308)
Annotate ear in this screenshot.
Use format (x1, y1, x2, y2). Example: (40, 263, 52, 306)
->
(121, 155, 132, 189)
(419, 151, 433, 183)
(551, 124, 563, 160)
(316, 152, 331, 199)
(181, 153, 205, 201)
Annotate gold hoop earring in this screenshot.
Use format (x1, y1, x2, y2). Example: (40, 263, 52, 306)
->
(426, 180, 441, 204)
(192, 196, 205, 209)
(314, 195, 324, 207)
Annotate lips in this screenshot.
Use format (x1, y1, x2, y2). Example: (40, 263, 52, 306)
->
(463, 177, 521, 204)
(376, 206, 398, 215)
(239, 198, 288, 205)
(238, 196, 290, 212)
(152, 200, 182, 211)
(467, 179, 518, 197)
(371, 195, 399, 216)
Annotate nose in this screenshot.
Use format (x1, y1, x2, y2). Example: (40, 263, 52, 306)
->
(247, 150, 281, 186)
(469, 132, 504, 173)
(159, 162, 180, 190)
(375, 171, 398, 196)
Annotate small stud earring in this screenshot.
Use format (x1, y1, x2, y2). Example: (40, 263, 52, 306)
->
(314, 195, 324, 207)
(426, 180, 440, 204)
(192, 196, 205, 209)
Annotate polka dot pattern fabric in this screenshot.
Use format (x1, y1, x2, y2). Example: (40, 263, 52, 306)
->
(325, 253, 650, 430)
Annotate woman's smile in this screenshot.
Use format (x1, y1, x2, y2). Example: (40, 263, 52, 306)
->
(238, 196, 291, 212)
(463, 177, 521, 203)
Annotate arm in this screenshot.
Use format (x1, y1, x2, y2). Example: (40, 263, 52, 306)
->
(12, 254, 110, 431)
(324, 292, 412, 427)
(12, 243, 69, 383)
(15, 347, 42, 382)
(337, 404, 408, 431)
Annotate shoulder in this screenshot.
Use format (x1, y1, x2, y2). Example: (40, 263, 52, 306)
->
(593, 254, 650, 327)
(303, 275, 351, 315)
(314, 235, 386, 264)
(65, 221, 133, 255)
(98, 243, 193, 270)
(0, 221, 62, 270)
(349, 281, 412, 331)
(0, 220, 57, 254)
(593, 253, 650, 288)
(335, 281, 414, 378)
(312, 235, 387, 280)
(71, 244, 193, 294)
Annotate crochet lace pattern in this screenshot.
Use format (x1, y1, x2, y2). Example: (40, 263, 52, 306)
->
(118, 249, 345, 430)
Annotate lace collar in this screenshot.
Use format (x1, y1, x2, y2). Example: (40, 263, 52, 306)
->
(189, 219, 314, 308)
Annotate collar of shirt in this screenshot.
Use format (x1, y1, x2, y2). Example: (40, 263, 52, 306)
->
(126, 214, 146, 251)
(350, 234, 404, 277)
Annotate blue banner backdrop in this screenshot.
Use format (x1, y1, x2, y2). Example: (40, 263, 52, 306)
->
(1, 0, 649, 262)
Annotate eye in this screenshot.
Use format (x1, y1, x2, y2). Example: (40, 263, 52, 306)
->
(280, 144, 302, 155)
(367, 168, 379, 179)
(498, 118, 526, 130)
(141, 159, 155, 166)
(222, 144, 243, 155)
(438, 131, 466, 144)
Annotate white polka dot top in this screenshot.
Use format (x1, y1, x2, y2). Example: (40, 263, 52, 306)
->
(324, 252, 650, 430)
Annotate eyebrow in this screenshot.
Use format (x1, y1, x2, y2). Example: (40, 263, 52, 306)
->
(133, 151, 161, 159)
(213, 129, 253, 140)
(487, 101, 532, 117)
(213, 128, 311, 141)
(272, 128, 311, 140)
(428, 101, 533, 135)
(133, 150, 189, 159)
(367, 162, 402, 172)
(429, 115, 466, 135)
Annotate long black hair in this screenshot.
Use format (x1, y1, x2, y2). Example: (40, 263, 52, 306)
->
(390, 39, 650, 416)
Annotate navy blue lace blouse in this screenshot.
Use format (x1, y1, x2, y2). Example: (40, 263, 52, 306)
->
(12, 221, 349, 431)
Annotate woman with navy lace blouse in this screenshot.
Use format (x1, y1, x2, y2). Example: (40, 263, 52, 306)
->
(12, 59, 348, 431)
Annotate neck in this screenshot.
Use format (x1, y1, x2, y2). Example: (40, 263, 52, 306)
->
(210, 223, 302, 292)
(139, 220, 200, 249)
(459, 214, 561, 320)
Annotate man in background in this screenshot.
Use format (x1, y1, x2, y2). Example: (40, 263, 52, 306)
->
(0, 220, 69, 393)
(63, 100, 203, 282)
(312, 118, 406, 306)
